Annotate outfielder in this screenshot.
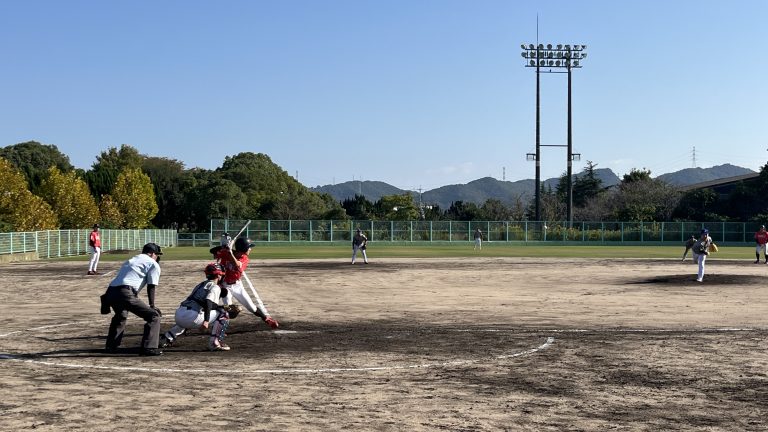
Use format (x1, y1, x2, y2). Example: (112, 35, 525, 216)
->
(159, 263, 241, 351)
(351, 228, 368, 264)
(691, 228, 713, 282)
(87, 223, 101, 275)
(755, 225, 768, 264)
(474, 228, 483, 251)
(216, 237, 279, 329)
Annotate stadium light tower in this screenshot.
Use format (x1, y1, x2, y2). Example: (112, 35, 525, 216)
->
(521, 43, 587, 226)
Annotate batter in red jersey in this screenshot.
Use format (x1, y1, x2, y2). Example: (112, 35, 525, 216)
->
(88, 224, 101, 275)
(216, 237, 279, 329)
(754, 225, 768, 264)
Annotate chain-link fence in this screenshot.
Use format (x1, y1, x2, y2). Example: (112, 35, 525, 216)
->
(0, 229, 177, 259)
(207, 219, 754, 245)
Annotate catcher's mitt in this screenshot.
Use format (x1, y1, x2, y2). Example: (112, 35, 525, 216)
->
(224, 304, 242, 319)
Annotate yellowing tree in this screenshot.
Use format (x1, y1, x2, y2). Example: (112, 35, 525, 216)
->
(112, 168, 158, 228)
(0, 157, 58, 231)
(98, 194, 124, 228)
(39, 167, 99, 228)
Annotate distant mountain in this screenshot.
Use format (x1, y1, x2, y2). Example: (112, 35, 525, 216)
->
(656, 164, 756, 186)
(312, 180, 409, 203)
(310, 165, 753, 208)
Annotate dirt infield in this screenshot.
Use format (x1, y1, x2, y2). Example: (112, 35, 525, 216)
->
(1, 256, 767, 431)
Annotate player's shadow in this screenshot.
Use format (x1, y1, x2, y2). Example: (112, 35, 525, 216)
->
(628, 274, 765, 285)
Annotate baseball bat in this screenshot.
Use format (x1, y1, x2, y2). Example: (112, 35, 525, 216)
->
(242, 271, 269, 316)
(231, 219, 252, 245)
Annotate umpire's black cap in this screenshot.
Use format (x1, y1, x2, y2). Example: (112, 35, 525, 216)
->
(142, 242, 163, 255)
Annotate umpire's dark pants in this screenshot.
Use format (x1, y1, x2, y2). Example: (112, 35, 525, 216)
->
(104, 285, 161, 350)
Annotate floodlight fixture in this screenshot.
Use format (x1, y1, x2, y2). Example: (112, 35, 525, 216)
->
(520, 41, 588, 225)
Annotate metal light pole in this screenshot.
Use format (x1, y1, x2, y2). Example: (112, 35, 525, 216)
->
(521, 43, 587, 225)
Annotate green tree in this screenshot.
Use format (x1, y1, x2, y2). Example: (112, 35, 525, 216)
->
(613, 175, 680, 221)
(0, 157, 59, 231)
(112, 168, 158, 228)
(621, 168, 653, 184)
(141, 156, 190, 228)
(39, 167, 99, 228)
(342, 195, 374, 220)
(218, 152, 298, 215)
(673, 188, 719, 221)
(445, 200, 482, 221)
(375, 194, 420, 220)
(526, 184, 564, 221)
(85, 144, 144, 199)
(572, 161, 605, 207)
(98, 194, 124, 228)
(0, 141, 74, 193)
(479, 198, 512, 221)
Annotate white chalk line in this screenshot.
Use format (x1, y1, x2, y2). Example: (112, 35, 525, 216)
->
(0, 322, 554, 375)
(2, 324, 762, 375)
(451, 327, 763, 334)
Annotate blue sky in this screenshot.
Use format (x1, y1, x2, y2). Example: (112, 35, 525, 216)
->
(1, 1, 765, 191)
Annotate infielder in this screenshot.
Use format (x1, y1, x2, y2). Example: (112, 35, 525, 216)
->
(101, 242, 164, 356)
(351, 228, 368, 264)
(755, 225, 768, 264)
(159, 263, 240, 351)
(691, 229, 713, 282)
(474, 228, 483, 251)
(216, 237, 279, 329)
(87, 223, 101, 275)
(681, 235, 696, 261)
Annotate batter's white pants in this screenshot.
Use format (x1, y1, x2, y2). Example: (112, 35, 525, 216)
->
(89, 246, 101, 272)
(222, 280, 262, 316)
(165, 307, 222, 342)
(352, 245, 368, 264)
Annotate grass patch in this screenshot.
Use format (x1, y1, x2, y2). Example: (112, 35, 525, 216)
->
(54, 242, 755, 261)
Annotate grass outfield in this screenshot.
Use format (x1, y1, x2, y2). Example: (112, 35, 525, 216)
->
(61, 243, 758, 261)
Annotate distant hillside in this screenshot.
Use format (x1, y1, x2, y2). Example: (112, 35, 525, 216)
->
(311, 180, 410, 203)
(656, 164, 756, 186)
(422, 177, 533, 209)
(311, 165, 753, 208)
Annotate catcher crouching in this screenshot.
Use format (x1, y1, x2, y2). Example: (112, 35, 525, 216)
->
(159, 263, 243, 351)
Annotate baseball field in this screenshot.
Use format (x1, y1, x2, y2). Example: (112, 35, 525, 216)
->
(1, 245, 766, 431)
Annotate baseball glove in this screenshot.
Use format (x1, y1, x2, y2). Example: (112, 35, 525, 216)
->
(708, 243, 719, 253)
(224, 304, 242, 319)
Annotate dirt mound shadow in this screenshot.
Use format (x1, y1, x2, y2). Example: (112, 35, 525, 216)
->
(630, 274, 765, 285)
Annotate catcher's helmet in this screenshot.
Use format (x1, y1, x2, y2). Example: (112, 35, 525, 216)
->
(234, 237, 256, 252)
(204, 262, 225, 278)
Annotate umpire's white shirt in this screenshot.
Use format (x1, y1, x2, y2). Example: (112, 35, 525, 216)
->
(109, 254, 161, 294)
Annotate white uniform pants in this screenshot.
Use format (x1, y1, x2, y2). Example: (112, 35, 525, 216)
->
(222, 280, 261, 315)
(352, 245, 368, 263)
(165, 306, 222, 342)
(694, 253, 707, 281)
(89, 246, 101, 272)
(474, 238, 482, 250)
(756, 244, 766, 259)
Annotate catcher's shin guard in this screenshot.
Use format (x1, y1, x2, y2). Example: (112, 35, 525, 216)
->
(210, 314, 230, 342)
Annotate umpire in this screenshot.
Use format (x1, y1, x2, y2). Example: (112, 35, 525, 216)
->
(102, 242, 164, 356)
